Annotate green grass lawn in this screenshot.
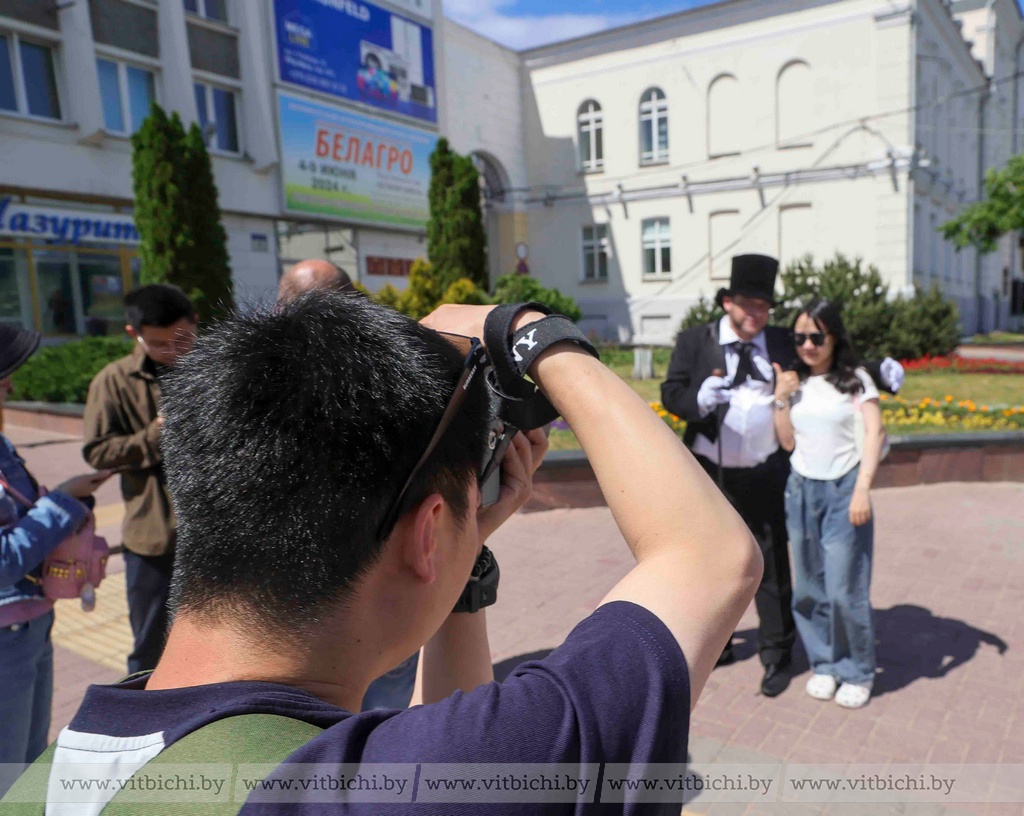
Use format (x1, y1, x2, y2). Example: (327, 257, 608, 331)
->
(964, 331, 1024, 345)
(547, 349, 1024, 450)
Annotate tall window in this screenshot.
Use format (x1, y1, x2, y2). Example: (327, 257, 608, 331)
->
(0, 33, 61, 119)
(582, 225, 609, 281)
(577, 100, 603, 173)
(639, 88, 668, 165)
(642, 218, 671, 278)
(97, 59, 155, 135)
(194, 81, 239, 153)
(184, 0, 228, 23)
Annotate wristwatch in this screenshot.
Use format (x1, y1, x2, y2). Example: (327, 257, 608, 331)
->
(453, 546, 499, 613)
(774, 398, 789, 411)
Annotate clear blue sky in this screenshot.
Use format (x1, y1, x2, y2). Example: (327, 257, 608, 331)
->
(444, 0, 716, 51)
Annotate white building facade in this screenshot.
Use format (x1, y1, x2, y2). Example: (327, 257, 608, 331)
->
(443, 0, 1024, 341)
(3, 0, 1022, 340)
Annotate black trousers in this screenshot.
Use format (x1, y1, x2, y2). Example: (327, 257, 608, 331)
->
(695, 451, 796, 667)
(123, 549, 175, 674)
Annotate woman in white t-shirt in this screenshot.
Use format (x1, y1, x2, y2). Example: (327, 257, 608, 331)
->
(771, 298, 886, 710)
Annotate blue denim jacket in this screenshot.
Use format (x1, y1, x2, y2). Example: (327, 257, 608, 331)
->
(0, 434, 87, 609)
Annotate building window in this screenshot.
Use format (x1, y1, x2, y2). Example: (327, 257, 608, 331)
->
(582, 225, 609, 281)
(639, 87, 668, 165)
(0, 33, 61, 119)
(194, 81, 239, 153)
(642, 218, 671, 278)
(184, 0, 228, 23)
(97, 58, 155, 135)
(577, 100, 603, 173)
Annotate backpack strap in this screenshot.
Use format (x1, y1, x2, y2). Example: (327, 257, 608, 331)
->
(0, 715, 324, 816)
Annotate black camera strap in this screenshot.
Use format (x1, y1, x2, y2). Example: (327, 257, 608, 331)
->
(482, 303, 598, 431)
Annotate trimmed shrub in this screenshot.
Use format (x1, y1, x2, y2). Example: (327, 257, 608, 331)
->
(492, 274, 582, 322)
(679, 294, 723, 331)
(10, 337, 132, 404)
(442, 277, 490, 305)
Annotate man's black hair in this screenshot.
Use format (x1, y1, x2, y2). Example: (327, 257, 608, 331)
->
(161, 292, 491, 634)
(124, 284, 196, 331)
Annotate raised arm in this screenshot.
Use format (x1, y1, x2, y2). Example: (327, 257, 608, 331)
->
(533, 339, 761, 705)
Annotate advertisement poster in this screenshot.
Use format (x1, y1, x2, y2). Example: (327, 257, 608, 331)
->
(274, 0, 437, 125)
(278, 91, 437, 229)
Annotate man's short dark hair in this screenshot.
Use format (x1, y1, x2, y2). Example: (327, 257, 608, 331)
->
(161, 292, 491, 635)
(125, 284, 196, 331)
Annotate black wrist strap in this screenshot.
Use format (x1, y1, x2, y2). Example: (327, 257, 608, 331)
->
(510, 315, 599, 376)
(483, 303, 558, 430)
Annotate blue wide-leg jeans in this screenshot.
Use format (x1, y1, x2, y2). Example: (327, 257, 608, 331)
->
(785, 467, 876, 686)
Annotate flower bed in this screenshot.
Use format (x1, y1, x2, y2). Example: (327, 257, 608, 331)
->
(880, 394, 1024, 432)
(901, 355, 1024, 374)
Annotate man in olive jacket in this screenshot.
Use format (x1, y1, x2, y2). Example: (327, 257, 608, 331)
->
(83, 284, 196, 673)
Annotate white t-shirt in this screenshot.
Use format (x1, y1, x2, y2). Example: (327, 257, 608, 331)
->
(789, 367, 879, 481)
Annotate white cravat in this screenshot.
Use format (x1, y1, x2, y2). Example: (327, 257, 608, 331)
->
(691, 317, 779, 469)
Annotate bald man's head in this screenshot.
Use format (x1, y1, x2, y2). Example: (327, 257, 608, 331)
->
(278, 259, 354, 303)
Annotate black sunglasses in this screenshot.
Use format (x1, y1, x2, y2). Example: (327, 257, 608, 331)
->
(376, 334, 512, 542)
(794, 332, 827, 347)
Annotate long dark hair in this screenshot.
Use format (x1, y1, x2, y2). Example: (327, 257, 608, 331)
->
(792, 297, 864, 395)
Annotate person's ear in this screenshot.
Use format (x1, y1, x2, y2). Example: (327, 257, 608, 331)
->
(125, 325, 139, 342)
(402, 494, 445, 584)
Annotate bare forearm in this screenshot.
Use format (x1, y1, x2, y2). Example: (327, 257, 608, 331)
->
(856, 405, 884, 489)
(413, 609, 492, 706)
(773, 404, 795, 452)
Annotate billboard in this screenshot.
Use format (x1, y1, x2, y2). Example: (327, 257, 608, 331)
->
(278, 91, 437, 230)
(274, 0, 437, 125)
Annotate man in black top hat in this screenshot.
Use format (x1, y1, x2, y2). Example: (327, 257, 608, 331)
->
(661, 255, 903, 698)
(662, 255, 797, 697)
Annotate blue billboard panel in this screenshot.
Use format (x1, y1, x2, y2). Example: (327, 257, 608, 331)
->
(274, 0, 437, 125)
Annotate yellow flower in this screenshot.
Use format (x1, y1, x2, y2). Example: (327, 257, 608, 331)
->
(944, 395, 953, 402)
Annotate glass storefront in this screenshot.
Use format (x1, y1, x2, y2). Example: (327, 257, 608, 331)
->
(0, 195, 138, 336)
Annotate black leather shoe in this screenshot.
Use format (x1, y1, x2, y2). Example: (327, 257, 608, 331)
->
(760, 659, 792, 697)
(715, 643, 736, 668)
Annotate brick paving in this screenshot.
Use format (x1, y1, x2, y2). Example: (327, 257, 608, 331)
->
(8, 423, 1024, 814)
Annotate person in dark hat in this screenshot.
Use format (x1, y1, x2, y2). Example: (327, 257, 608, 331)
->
(661, 255, 798, 697)
(0, 326, 111, 792)
(661, 255, 903, 699)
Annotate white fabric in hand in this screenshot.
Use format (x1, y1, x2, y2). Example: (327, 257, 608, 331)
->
(697, 375, 732, 417)
(880, 357, 904, 393)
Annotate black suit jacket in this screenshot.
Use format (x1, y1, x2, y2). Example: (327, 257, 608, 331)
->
(660, 323, 895, 449)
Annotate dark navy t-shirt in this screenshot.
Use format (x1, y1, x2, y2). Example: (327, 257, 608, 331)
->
(55, 601, 689, 814)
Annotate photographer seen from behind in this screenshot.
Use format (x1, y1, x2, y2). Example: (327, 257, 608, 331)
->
(10, 295, 761, 814)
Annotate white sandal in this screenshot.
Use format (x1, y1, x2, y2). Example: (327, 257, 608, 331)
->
(805, 673, 838, 700)
(835, 682, 872, 709)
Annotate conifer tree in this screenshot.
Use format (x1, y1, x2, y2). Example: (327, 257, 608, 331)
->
(131, 105, 191, 286)
(427, 139, 488, 290)
(131, 105, 235, 322)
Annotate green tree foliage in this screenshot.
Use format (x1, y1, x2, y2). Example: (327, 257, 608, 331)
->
(491, 274, 582, 322)
(442, 277, 491, 306)
(941, 154, 1024, 253)
(676, 253, 961, 360)
(679, 294, 723, 330)
(131, 105, 235, 323)
(179, 123, 234, 322)
(427, 139, 487, 290)
(10, 337, 132, 403)
(131, 105, 191, 287)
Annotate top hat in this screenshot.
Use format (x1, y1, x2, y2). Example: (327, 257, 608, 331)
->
(0, 325, 41, 380)
(715, 254, 779, 308)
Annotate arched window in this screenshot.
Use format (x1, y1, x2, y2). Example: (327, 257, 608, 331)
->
(707, 74, 741, 158)
(577, 100, 604, 172)
(639, 87, 668, 165)
(776, 60, 813, 147)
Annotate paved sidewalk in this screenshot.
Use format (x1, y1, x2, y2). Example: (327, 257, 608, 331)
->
(10, 424, 1023, 815)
